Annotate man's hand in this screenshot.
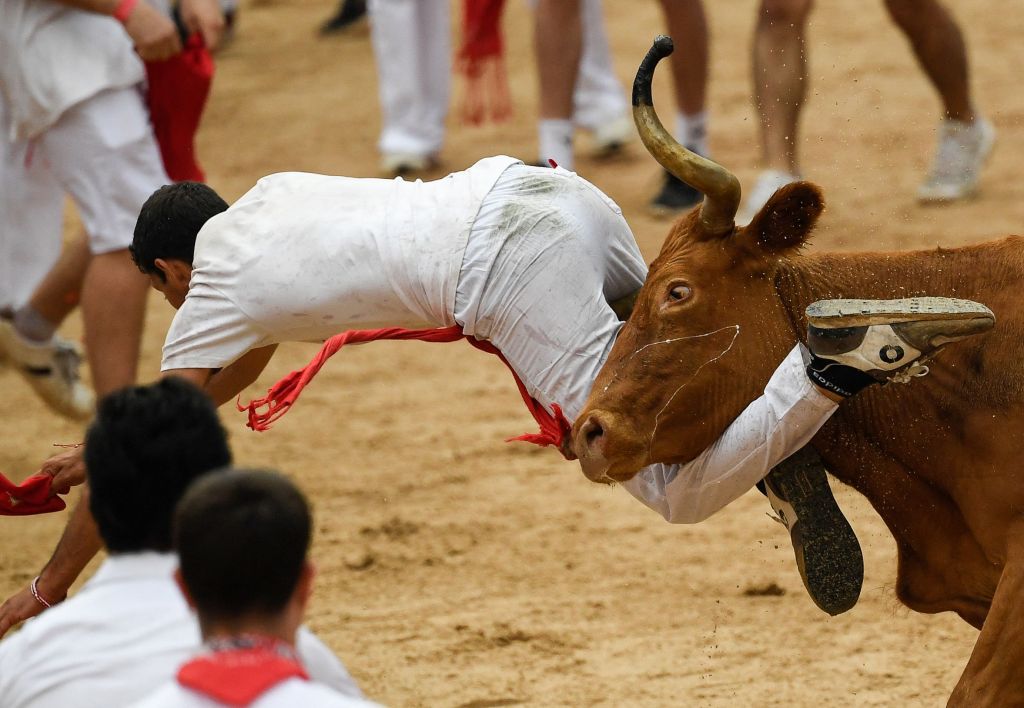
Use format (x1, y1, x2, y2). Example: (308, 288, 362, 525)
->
(179, 0, 225, 50)
(0, 586, 47, 638)
(38, 446, 87, 496)
(123, 1, 182, 61)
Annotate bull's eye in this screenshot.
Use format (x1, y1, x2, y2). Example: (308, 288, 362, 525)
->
(667, 283, 693, 304)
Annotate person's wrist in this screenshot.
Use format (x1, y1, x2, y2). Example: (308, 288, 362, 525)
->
(112, 0, 139, 24)
(31, 574, 67, 609)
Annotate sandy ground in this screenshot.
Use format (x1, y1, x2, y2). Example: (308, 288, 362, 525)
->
(3, 0, 1023, 705)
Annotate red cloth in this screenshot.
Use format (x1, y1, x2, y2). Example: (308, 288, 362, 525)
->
(178, 646, 308, 706)
(456, 0, 511, 125)
(240, 325, 574, 458)
(144, 35, 214, 183)
(0, 473, 66, 516)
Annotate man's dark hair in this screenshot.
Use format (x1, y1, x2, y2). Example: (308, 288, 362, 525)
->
(131, 182, 229, 281)
(86, 378, 231, 553)
(174, 470, 312, 620)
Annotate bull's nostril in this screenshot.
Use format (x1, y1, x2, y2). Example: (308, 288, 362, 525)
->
(584, 418, 604, 448)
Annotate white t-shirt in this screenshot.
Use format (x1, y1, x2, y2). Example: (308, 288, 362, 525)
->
(0, 553, 364, 708)
(134, 677, 381, 707)
(161, 155, 519, 372)
(0, 0, 144, 140)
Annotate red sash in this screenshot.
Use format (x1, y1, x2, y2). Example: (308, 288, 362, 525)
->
(0, 473, 66, 516)
(178, 641, 308, 707)
(239, 325, 575, 459)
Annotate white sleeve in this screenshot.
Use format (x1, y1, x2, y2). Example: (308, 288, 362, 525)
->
(621, 344, 839, 524)
(161, 282, 267, 372)
(296, 626, 365, 699)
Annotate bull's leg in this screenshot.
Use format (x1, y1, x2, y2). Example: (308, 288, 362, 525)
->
(759, 445, 864, 616)
(948, 521, 1024, 707)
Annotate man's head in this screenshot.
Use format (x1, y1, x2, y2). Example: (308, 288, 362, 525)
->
(85, 378, 232, 554)
(131, 182, 229, 309)
(173, 470, 314, 636)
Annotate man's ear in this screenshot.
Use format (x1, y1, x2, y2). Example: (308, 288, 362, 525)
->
(173, 568, 197, 609)
(294, 560, 315, 613)
(154, 258, 192, 287)
(739, 181, 824, 257)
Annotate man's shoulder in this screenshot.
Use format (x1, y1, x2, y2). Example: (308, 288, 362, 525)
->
(264, 679, 381, 707)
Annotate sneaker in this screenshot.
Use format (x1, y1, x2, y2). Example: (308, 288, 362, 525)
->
(587, 114, 633, 158)
(805, 297, 995, 398)
(737, 169, 800, 225)
(649, 170, 702, 218)
(917, 117, 995, 204)
(0, 318, 94, 421)
(319, 0, 366, 35)
(379, 152, 439, 178)
(762, 446, 863, 616)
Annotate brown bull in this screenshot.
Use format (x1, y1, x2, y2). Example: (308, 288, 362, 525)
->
(573, 36, 1024, 706)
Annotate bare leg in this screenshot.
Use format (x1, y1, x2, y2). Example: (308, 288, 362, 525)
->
(753, 0, 813, 173)
(535, 0, 581, 120)
(80, 249, 148, 397)
(660, 0, 708, 116)
(883, 0, 973, 121)
(26, 235, 91, 327)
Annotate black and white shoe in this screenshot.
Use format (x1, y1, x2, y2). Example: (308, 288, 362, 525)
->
(805, 297, 994, 398)
(761, 446, 863, 616)
(648, 170, 701, 218)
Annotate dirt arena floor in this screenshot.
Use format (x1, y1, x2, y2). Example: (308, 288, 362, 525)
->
(3, 1, 1023, 705)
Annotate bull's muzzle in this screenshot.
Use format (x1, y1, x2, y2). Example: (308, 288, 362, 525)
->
(573, 410, 645, 484)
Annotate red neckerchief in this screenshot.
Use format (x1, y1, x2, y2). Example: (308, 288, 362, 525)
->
(0, 473, 66, 516)
(178, 635, 308, 707)
(239, 325, 575, 459)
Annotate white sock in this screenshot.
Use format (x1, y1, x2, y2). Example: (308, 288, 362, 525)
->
(538, 119, 574, 170)
(13, 304, 56, 343)
(675, 111, 708, 157)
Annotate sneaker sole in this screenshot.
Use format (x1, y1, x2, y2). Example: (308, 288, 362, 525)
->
(765, 447, 863, 616)
(806, 297, 994, 328)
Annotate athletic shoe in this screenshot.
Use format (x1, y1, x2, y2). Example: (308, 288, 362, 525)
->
(917, 117, 995, 204)
(737, 169, 800, 226)
(805, 297, 995, 398)
(762, 446, 863, 616)
(379, 152, 439, 177)
(587, 114, 633, 158)
(649, 170, 702, 218)
(319, 0, 366, 35)
(0, 317, 94, 421)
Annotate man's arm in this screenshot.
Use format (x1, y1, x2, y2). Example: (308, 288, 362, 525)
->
(0, 487, 102, 637)
(164, 344, 279, 407)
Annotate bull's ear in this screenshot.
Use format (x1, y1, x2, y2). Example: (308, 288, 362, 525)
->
(740, 181, 824, 256)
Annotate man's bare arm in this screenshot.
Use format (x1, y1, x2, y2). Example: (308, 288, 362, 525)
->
(164, 345, 279, 407)
(0, 488, 102, 637)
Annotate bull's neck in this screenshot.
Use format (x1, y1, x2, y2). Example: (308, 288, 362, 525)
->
(771, 244, 1021, 329)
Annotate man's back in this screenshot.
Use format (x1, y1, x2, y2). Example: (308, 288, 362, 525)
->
(136, 676, 379, 707)
(0, 553, 195, 708)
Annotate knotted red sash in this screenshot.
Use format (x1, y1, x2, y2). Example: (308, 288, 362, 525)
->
(240, 325, 574, 458)
(0, 473, 66, 516)
(178, 642, 308, 707)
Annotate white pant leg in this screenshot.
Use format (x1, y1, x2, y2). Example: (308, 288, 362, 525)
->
(455, 164, 646, 419)
(369, 0, 449, 156)
(573, 0, 628, 130)
(0, 93, 64, 310)
(37, 87, 168, 255)
(622, 345, 839, 523)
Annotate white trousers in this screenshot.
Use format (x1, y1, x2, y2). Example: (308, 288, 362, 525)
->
(456, 164, 839, 523)
(0, 91, 63, 311)
(367, 0, 628, 156)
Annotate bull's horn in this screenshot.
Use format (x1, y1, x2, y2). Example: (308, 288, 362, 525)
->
(633, 36, 740, 236)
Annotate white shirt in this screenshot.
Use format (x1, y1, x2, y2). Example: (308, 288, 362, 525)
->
(0, 553, 364, 708)
(134, 677, 381, 707)
(160, 156, 519, 372)
(0, 0, 144, 140)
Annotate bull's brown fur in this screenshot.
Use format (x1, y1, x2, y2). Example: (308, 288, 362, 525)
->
(576, 185, 1024, 703)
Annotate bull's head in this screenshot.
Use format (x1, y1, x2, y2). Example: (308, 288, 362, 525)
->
(572, 36, 826, 483)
